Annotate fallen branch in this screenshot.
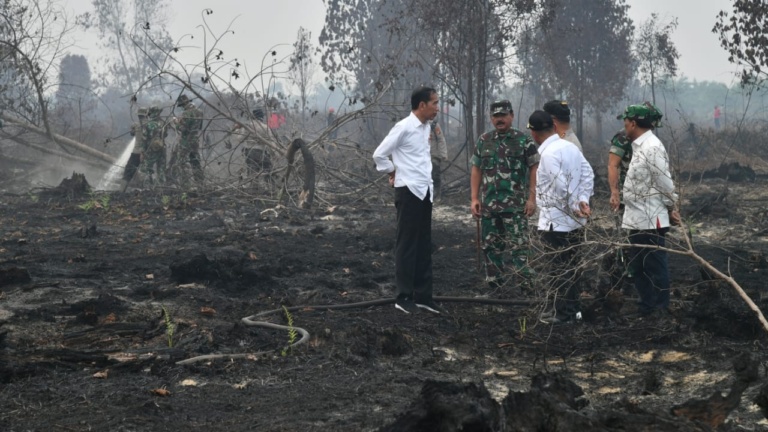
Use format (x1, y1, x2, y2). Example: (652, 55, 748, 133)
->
(1, 114, 116, 165)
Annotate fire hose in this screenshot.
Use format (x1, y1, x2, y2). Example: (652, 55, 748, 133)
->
(176, 296, 533, 365)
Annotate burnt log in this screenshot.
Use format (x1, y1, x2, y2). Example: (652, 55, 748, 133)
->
(671, 353, 759, 427)
(380, 380, 501, 432)
(0, 267, 31, 287)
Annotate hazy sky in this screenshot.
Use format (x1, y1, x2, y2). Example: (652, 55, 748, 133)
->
(64, 0, 739, 86)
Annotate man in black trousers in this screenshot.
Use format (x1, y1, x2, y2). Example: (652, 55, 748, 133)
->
(373, 86, 445, 314)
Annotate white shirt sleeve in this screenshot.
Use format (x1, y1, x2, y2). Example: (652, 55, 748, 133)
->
(577, 152, 594, 204)
(650, 145, 677, 207)
(372, 123, 404, 174)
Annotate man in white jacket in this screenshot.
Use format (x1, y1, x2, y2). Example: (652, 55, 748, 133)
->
(528, 110, 594, 324)
(618, 103, 680, 317)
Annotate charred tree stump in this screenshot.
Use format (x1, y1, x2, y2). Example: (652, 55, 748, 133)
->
(39, 172, 91, 199)
(0, 267, 32, 287)
(671, 353, 759, 428)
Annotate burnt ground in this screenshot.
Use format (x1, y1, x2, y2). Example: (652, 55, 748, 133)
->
(1, 176, 768, 431)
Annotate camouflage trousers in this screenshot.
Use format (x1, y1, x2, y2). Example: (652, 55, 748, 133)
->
(481, 212, 532, 280)
(141, 149, 166, 184)
(169, 145, 203, 184)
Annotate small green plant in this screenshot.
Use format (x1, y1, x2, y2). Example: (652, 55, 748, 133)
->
(78, 192, 106, 212)
(28, 193, 39, 203)
(99, 193, 110, 210)
(161, 195, 171, 208)
(180, 193, 188, 204)
(161, 305, 175, 348)
(78, 199, 96, 211)
(518, 317, 527, 339)
(281, 305, 298, 357)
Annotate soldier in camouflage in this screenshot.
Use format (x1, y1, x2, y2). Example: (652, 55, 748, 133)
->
(141, 106, 167, 185)
(470, 100, 540, 287)
(173, 94, 204, 183)
(130, 107, 148, 151)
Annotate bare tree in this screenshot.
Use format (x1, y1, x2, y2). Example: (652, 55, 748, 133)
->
(78, 0, 174, 97)
(288, 27, 317, 127)
(635, 13, 680, 105)
(534, 0, 635, 143)
(0, 0, 112, 166)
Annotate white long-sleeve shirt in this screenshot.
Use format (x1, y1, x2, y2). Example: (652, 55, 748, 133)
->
(372, 112, 433, 201)
(536, 134, 594, 232)
(622, 130, 678, 230)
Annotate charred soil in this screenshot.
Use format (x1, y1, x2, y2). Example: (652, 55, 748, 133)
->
(1, 178, 768, 431)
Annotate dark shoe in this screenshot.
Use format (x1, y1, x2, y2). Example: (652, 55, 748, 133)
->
(415, 300, 448, 315)
(395, 296, 419, 314)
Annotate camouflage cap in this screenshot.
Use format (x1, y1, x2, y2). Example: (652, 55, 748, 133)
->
(137, 107, 148, 117)
(618, 103, 662, 121)
(543, 100, 571, 121)
(148, 106, 162, 117)
(490, 99, 513, 115)
(527, 110, 554, 131)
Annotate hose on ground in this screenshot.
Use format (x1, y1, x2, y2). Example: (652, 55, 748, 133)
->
(176, 296, 533, 365)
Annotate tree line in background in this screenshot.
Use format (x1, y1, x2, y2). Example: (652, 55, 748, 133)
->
(2, 0, 768, 164)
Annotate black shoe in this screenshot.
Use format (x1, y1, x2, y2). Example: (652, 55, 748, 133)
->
(395, 296, 419, 314)
(415, 300, 447, 315)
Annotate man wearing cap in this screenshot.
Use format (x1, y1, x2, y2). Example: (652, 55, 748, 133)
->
(173, 94, 204, 183)
(528, 110, 594, 324)
(470, 100, 539, 290)
(618, 103, 679, 317)
(429, 120, 448, 202)
(373, 86, 446, 315)
(543, 100, 582, 153)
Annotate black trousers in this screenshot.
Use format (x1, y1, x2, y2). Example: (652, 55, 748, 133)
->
(540, 227, 584, 317)
(628, 228, 670, 313)
(394, 186, 433, 302)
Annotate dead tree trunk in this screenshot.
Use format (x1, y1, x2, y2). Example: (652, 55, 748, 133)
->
(278, 138, 315, 209)
(0, 114, 116, 165)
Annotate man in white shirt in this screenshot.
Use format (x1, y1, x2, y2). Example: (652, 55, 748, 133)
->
(372, 86, 446, 315)
(528, 110, 594, 324)
(618, 103, 680, 317)
(543, 100, 583, 153)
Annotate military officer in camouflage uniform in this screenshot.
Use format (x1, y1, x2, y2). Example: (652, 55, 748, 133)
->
(608, 130, 632, 210)
(174, 94, 204, 183)
(130, 107, 148, 151)
(470, 100, 539, 288)
(141, 106, 167, 184)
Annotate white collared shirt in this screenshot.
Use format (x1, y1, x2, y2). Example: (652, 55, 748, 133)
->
(536, 134, 594, 232)
(622, 130, 677, 230)
(373, 112, 433, 201)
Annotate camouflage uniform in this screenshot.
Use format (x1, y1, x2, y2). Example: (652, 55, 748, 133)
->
(130, 108, 148, 152)
(471, 128, 540, 281)
(175, 95, 204, 182)
(141, 107, 167, 184)
(429, 121, 448, 201)
(609, 129, 632, 200)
